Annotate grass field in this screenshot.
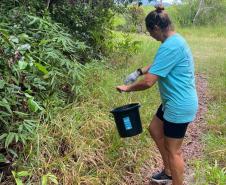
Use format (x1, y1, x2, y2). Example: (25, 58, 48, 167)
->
(32, 26, 226, 184)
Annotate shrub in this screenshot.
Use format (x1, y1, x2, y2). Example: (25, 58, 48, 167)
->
(50, 0, 115, 60)
(0, 0, 115, 60)
(0, 12, 87, 154)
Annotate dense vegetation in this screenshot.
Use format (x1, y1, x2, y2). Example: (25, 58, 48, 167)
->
(0, 0, 112, 152)
(0, 0, 225, 184)
(0, 1, 140, 184)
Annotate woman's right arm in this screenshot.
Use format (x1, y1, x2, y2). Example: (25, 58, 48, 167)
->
(124, 65, 152, 84)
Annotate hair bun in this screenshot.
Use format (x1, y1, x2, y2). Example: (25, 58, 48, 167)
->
(155, 5, 165, 13)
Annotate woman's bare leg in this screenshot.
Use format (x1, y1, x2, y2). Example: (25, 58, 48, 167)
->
(148, 115, 171, 175)
(164, 137, 185, 185)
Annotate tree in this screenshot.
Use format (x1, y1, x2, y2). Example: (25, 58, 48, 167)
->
(192, 0, 226, 24)
(193, 0, 205, 23)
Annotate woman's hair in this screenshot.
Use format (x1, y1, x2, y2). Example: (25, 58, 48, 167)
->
(145, 6, 173, 31)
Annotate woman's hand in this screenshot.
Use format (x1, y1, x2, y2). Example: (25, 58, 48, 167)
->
(116, 85, 130, 93)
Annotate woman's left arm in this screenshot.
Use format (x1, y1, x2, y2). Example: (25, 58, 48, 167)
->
(116, 73, 158, 92)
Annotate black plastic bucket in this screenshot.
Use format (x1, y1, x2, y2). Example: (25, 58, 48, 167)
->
(110, 103, 142, 138)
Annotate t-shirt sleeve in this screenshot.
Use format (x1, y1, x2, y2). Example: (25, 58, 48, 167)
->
(149, 46, 179, 77)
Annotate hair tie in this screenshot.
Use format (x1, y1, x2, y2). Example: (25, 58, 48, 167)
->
(155, 5, 165, 13)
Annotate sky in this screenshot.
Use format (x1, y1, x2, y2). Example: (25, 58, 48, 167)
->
(142, 0, 182, 6)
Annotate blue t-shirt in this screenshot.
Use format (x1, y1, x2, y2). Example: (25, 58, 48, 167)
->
(149, 33, 198, 123)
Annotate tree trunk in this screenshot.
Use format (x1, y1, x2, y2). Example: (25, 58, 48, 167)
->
(193, 0, 205, 24)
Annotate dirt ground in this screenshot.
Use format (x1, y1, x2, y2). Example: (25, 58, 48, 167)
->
(140, 74, 208, 185)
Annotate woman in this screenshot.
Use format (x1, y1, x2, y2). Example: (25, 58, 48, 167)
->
(116, 6, 198, 185)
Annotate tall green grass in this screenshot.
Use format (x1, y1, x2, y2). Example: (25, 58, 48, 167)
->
(34, 37, 161, 184)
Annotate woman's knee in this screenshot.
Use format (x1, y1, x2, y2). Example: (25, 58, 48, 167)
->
(148, 116, 164, 139)
(148, 123, 158, 138)
(164, 137, 184, 157)
(148, 125, 164, 142)
(165, 145, 182, 157)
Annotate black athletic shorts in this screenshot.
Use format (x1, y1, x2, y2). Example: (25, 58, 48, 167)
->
(156, 104, 189, 139)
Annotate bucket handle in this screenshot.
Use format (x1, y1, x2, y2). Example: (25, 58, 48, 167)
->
(110, 103, 141, 114)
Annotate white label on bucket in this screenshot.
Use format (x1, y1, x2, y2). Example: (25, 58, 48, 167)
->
(123, 117, 132, 130)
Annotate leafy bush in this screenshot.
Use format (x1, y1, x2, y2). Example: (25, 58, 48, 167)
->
(50, 1, 115, 60)
(116, 5, 146, 33)
(0, 1, 144, 184)
(107, 32, 141, 67)
(0, 0, 115, 60)
(0, 12, 87, 154)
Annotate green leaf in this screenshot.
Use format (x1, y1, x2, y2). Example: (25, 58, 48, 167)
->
(28, 15, 39, 26)
(0, 111, 11, 117)
(0, 133, 8, 140)
(5, 132, 15, 148)
(24, 93, 33, 98)
(18, 44, 31, 51)
(48, 174, 58, 184)
(17, 171, 31, 177)
(18, 60, 28, 70)
(9, 36, 19, 44)
(18, 33, 30, 41)
(0, 80, 5, 89)
(13, 111, 29, 118)
(0, 115, 10, 125)
(23, 123, 34, 134)
(0, 154, 6, 163)
(8, 149, 18, 158)
(18, 44, 31, 54)
(42, 173, 58, 185)
(15, 134, 19, 143)
(39, 39, 49, 45)
(1, 31, 15, 48)
(19, 134, 26, 145)
(28, 99, 43, 112)
(41, 175, 48, 185)
(12, 171, 27, 185)
(12, 171, 16, 178)
(15, 178, 24, 185)
(0, 99, 12, 113)
(35, 63, 49, 74)
(26, 55, 34, 67)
